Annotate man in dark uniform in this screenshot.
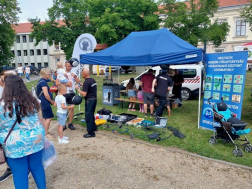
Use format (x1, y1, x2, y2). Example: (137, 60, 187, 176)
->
(152, 70, 173, 117)
(76, 68, 97, 138)
(172, 69, 184, 103)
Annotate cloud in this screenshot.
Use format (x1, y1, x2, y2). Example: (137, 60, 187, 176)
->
(17, 0, 53, 23)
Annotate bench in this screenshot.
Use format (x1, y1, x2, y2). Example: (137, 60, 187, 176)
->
(114, 98, 177, 110)
(114, 98, 143, 109)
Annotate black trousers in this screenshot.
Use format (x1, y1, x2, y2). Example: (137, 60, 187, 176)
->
(85, 99, 97, 135)
(155, 96, 166, 117)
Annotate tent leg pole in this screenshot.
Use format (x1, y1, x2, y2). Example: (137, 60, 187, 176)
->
(198, 70, 202, 129)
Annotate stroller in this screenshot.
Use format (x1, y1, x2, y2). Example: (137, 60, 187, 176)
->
(208, 97, 252, 157)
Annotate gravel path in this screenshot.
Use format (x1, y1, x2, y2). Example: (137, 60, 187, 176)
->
(1, 122, 251, 189)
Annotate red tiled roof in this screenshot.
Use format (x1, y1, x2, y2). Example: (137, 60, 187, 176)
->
(218, 0, 250, 7)
(13, 20, 65, 34)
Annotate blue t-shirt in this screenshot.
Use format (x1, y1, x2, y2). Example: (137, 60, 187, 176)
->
(0, 102, 45, 158)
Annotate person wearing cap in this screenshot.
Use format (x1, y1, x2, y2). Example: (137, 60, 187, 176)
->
(152, 69, 173, 117)
(55, 60, 80, 130)
(75, 68, 97, 138)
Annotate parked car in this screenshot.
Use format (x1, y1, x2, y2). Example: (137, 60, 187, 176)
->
(105, 66, 132, 74)
(0, 65, 15, 73)
(121, 64, 205, 100)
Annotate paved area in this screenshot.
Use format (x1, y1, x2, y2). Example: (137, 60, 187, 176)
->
(0, 123, 251, 189)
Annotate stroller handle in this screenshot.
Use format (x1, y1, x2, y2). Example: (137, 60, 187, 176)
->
(207, 97, 213, 104)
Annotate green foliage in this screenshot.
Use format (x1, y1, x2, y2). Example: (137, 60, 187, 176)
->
(0, 0, 21, 66)
(160, 0, 230, 47)
(88, 0, 160, 46)
(29, 0, 94, 59)
(29, 0, 160, 57)
(240, 0, 252, 31)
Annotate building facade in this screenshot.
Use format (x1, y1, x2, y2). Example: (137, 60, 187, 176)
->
(197, 0, 251, 53)
(11, 22, 66, 70)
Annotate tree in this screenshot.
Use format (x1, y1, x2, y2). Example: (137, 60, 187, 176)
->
(240, 1, 252, 31)
(29, 0, 94, 60)
(160, 0, 229, 49)
(88, 0, 160, 46)
(0, 0, 21, 66)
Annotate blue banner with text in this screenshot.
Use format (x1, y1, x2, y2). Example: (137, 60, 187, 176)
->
(200, 51, 248, 130)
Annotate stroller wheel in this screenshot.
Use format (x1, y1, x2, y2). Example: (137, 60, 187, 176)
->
(209, 138, 217, 145)
(233, 148, 243, 157)
(244, 145, 252, 153)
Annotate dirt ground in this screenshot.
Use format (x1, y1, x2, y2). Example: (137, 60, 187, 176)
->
(1, 122, 252, 189)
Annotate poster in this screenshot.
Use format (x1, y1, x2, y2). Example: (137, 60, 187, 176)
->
(103, 89, 112, 103)
(200, 51, 248, 130)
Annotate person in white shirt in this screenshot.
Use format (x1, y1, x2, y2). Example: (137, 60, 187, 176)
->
(55, 60, 80, 130)
(24, 64, 31, 82)
(56, 61, 69, 84)
(54, 85, 74, 144)
(16, 64, 24, 78)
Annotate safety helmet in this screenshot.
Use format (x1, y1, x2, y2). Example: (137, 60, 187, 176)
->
(72, 95, 82, 105)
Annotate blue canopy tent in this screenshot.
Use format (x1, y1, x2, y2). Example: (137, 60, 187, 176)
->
(80, 28, 203, 66)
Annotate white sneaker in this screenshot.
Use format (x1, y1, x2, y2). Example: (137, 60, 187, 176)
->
(63, 136, 68, 140)
(58, 138, 69, 144)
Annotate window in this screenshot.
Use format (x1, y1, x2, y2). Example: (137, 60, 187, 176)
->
(25, 63, 28, 66)
(217, 19, 226, 25)
(215, 48, 225, 53)
(37, 49, 41, 55)
(43, 38, 47, 41)
(178, 69, 196, 78)
(30, 50, 34, 56)
(43, 49, 47, 55)
(17, 50, 21, 56)
(24, 50, 27, 56)
(236, 20, 246, 36)
(29, 36, 33, 42)
(44, 62, 48, 68)
(38, 63, 41, 68)
(16, 36, 20, 43)
(23, 35, 26, 43)
(31, 63, 35, 66)
(11, 51, 15, 55)
(12, 63, 16, 68)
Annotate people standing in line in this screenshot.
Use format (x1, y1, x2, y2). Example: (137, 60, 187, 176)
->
(172, 69, 184, 105)
(16, 64, 24, 78)
(0, 70, 18, 182)
(126, 78, 137, 111)
(0, 75, 46, 189)
(56, 60, 80, 130)
(152, 69, 173, 117)
(24, 64, 31, 82)
(75, 68, 97, 138)
(137, 86, 144, 113)
(54, 85, 74, 144)
(140, 69, 155, 117)
(37, 68, 55, 139)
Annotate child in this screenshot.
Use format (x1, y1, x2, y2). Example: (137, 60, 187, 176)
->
(137, 86, 144, 112)
(54, 85, 75, 144)
(56, 61, 69, 84)
(126, 78, 137, 111)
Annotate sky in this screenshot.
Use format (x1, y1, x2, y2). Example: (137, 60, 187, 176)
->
(17, 0, 53, 23)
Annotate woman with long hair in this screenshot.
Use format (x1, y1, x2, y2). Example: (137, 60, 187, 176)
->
(37, 68, 55, 138)
(126, 78, 137, 111)
(0, 75, 46, 189)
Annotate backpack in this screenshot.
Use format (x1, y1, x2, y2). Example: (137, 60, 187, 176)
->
(31, 80, 43, 100)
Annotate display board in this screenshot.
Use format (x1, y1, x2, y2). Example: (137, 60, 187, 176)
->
(200, 51, 248, 130)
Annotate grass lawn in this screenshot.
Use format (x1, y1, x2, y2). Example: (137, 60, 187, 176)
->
(25, 73, 252, 167)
